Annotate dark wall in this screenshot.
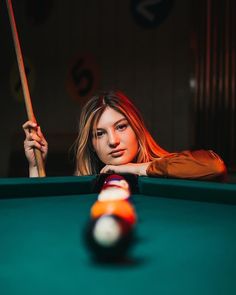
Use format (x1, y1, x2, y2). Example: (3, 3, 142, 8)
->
(1, 0, 194, 177)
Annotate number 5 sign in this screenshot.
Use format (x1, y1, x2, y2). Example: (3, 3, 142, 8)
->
(130, 0, 174, 29)
(66, 53, 100, 104)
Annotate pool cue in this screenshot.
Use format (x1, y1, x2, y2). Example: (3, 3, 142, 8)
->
(6, 0, 46, 177)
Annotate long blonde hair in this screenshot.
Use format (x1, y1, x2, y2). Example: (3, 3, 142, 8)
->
(75, 90, 169, 175)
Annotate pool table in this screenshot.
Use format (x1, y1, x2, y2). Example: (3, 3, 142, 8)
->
(0, 175, 236, 295)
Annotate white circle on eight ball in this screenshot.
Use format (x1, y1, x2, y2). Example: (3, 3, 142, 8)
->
(130, 0, 174, 29)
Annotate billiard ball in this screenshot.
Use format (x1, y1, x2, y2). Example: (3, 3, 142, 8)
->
(91, 199, 136, 225)
(98, 174, 131, 201)
(84, 214, 134, 261)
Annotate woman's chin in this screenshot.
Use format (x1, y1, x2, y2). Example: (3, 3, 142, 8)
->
(107, 158, 130, 166)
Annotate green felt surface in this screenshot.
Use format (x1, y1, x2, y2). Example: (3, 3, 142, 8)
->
(0, 176, 96, 198)
(139, 177, 236, 203)
(0, 177, 236, 295)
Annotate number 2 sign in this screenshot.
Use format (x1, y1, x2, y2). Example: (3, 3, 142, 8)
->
(130, 0, 174, 29)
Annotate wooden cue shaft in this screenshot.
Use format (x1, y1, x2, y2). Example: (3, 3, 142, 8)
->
(6, 0, 46, 177)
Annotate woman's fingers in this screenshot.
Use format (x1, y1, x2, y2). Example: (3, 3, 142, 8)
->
(100, 165, 116, 174)
(22, 120, 37, 133)
(23, 120, 48, 164)
(100, 163, 150, 176)
(24, 139, 42, 150)
(22, 121, 44, 143)
(22, 120, 37, 129)
(22, 120, 48, 176)
(22, 121, 38, 140)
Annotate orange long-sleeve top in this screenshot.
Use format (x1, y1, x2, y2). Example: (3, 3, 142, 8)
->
(146, 150, 227, 181)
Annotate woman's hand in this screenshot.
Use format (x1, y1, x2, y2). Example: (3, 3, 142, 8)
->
(100, 162, 151, 176)
(22, 121, 48, 176)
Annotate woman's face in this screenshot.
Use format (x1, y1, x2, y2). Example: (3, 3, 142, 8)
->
(92, 107, 139, 166)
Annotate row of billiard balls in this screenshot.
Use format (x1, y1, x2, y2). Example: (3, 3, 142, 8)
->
(84, 174, 136, 261)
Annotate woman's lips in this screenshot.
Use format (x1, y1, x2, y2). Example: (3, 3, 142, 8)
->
(110, 149, 125, 157)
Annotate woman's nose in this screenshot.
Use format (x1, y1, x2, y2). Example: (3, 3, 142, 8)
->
(108, 131, 120, 147)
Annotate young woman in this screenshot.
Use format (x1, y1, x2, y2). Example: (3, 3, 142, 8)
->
(23, 90, 226, 180)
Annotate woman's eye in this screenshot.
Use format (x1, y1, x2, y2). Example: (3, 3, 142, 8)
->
(96, 130, 105, 137)
(116, 124, 127, 131)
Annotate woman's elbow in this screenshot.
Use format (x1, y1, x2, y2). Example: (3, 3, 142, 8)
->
(211, 159, 227, 181)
